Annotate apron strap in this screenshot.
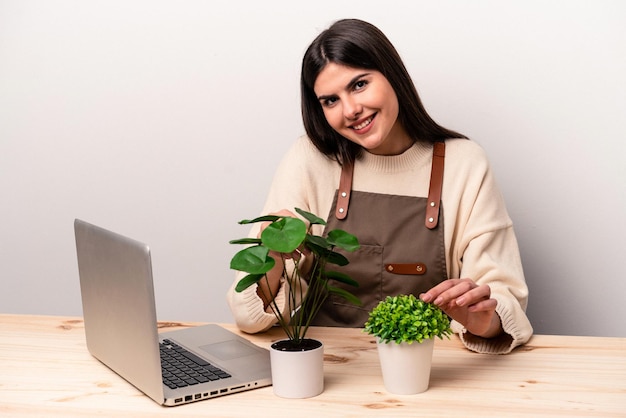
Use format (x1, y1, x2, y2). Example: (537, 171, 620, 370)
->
(335, 141, 445, 224)
(425, 141, 445, 229)
(335, 162, 353, 220)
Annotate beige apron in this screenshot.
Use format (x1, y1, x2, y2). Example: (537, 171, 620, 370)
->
(311, 142, 448, 327)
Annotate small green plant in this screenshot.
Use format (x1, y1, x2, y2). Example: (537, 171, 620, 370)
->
(230, 208, 361, 347)
(364, 294, 452, 344)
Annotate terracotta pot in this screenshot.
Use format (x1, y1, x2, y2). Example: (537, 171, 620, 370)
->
(376, 337, 434, 394)
(269, 338, 324, 398)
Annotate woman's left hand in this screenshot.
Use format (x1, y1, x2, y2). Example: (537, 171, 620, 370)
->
(420, 278, 502, 338)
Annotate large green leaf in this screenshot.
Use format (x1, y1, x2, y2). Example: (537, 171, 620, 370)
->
(261, 217, 306, 253)
(229, 246, 274, 274)
(305, 234, 330, 250)
(327, 229, 360, 252)
(239, 215, 280, 225)
(295, 208, 327, 226)
(324, 270, 359, 288)
(327, 286, 362, 306)
(235, 274, 264, 292)
(326, 250, 350, 266)
(229, 238, 262, 245)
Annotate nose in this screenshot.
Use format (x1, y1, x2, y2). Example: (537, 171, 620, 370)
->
(343, 96, 362, 120)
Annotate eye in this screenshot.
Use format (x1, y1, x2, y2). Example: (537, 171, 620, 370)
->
(321, 96, 338, 107)
(353, 80, 368, 91)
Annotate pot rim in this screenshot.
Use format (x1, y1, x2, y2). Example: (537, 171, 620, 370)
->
(271, 338, 323, 352)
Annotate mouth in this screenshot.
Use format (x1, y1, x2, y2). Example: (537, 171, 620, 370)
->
(350, 114, 375, 131)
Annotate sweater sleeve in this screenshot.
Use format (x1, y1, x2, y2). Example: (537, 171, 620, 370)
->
(455, 226, 533, 354)
(226, 273, 309, 334)
(445, 140, 533, 354)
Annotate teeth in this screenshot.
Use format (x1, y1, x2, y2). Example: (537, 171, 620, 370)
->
(353, 116, 373, 130)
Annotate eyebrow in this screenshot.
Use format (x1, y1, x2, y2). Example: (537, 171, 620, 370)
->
(317, 72, 371, 101)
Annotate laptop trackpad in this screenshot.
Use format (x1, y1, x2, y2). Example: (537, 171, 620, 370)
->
(199, 340, 260, 361)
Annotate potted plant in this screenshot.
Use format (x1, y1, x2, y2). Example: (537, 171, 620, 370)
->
(364, 294, 452, 394)
(229, 208, 360, 398)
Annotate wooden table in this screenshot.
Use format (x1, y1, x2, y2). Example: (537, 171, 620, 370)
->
(1, 314, 624, 417)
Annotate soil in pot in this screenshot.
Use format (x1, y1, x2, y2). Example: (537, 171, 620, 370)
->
(271, 338, 323, 352)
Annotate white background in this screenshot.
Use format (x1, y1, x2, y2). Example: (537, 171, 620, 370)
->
(1, 0, 624, 337)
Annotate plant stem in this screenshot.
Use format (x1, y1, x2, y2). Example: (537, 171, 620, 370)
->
(299, 247, 331, 339)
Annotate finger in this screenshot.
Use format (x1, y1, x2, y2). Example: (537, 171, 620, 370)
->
(466, 298, 497, 313)
(292, 249, 303, 261)
(420, 279, 460, 303)
(433, 280, 475, 306)
(293, 247, 312, 260)
(455, 284, 491, 307)
(297, 245, 312, 257)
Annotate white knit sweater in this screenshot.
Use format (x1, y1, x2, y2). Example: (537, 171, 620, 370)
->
(227, 136, 533, 354)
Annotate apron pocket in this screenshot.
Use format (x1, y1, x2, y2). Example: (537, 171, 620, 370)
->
(327, 244, 383, 313)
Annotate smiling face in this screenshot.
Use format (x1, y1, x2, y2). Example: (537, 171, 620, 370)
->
(313, 63, 413, 156)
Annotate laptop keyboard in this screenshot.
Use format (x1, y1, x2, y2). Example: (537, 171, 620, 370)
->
(160, 339, 232, 389)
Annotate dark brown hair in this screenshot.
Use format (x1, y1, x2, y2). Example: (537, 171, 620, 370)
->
(301, 19, 466, 165)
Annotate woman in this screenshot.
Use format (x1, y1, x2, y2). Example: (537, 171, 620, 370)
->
(227, 19, 532, 354)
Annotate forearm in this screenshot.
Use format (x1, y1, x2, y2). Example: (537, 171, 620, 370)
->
(226, 280, 282, 334)
(256, 252, 285, 309)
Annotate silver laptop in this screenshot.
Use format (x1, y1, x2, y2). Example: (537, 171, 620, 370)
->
(74, 219, 272, 406)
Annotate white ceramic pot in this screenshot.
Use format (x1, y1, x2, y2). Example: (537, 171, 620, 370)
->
(376, 337, 434, 395)
(269, 338, 324, 398)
